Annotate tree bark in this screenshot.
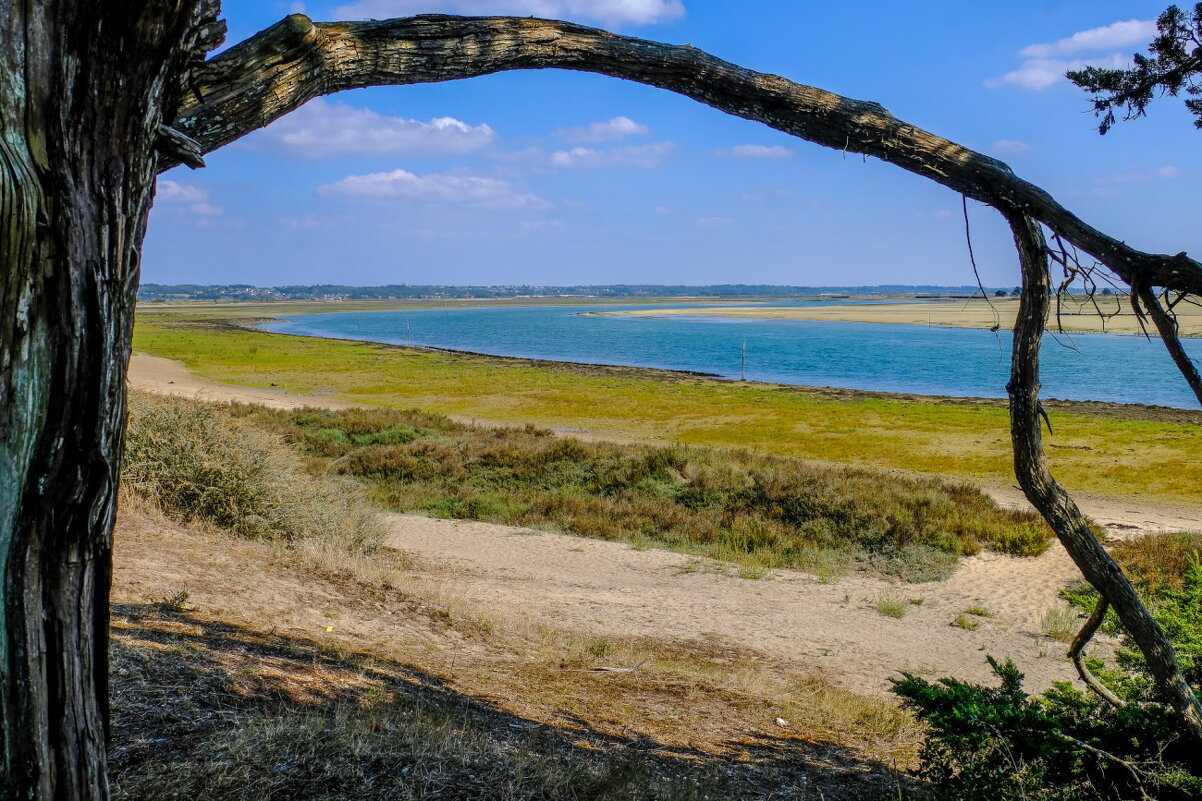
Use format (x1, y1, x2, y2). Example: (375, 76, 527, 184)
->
(1004, 210, 1202, 749)
(0, 3, 219, 798)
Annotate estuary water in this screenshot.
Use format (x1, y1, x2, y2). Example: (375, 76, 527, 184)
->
(259, 302, 1202, 409)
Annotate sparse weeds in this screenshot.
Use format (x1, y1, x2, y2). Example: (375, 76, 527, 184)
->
(1041, 606, 1080, 643)
(156, 589, 190, 613)
(871, 591, 911, 619)
(737, 564, 770, 580)
(951, 614, 980, 631)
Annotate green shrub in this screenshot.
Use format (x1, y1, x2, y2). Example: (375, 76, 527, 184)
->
(123, 393, 382, 552)
(240, 405, 1052, 582)
(894, 658, 1202, 800)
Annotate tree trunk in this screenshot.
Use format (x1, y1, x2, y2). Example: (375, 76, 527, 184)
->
(0, 3, 216, 797)
(1004, 210, 1202, 749)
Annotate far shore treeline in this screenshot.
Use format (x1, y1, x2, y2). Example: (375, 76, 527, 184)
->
(136, 283, 1054, 303)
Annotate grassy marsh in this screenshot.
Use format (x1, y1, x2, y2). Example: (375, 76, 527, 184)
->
(235, 403, 1053, 582)
(133, 311, 1202, 503)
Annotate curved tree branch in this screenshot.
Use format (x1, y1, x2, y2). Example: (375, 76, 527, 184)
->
(1004, 209, 1202, 751)
(1068, 598, 1126, 709)
(170, 13, 1202, 300)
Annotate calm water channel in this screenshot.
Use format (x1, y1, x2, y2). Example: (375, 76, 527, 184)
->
(259, 302, 1202, 409)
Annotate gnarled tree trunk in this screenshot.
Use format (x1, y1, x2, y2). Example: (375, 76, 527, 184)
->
(0, 2, 218, 797)
(3, 8, 1201, 798)
(1004, 211, 1202, 747)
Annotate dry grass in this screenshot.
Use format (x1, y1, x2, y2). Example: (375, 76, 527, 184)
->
(110, 504, 922, 800)
(123, 391, 383, 553)
(870, 591, 912, 619)
(1040, 606, 1081, 643)
(1107, 532, 1202, 597)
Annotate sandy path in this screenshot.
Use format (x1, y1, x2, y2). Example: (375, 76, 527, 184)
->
(384, 513, 1104, 695)
(127, 351, 1202, 693)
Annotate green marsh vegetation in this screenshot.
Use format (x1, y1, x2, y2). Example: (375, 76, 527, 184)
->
(229, 403, 1053, 582)
(133, 311, 1202, 503)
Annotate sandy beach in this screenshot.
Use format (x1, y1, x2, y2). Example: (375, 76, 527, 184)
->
(592, 296, 1202, 336)
(124, 351, 1202, 694)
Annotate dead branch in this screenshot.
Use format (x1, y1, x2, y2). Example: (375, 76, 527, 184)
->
(1068, 598, 1126, 709)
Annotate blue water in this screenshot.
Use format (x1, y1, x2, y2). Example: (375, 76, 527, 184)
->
(259, 303, 1202, 409)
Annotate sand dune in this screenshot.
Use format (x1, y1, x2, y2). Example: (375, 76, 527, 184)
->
(126, 350, 1202, 693)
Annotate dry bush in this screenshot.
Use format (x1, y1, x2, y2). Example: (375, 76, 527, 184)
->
(123, 392, 382, 553)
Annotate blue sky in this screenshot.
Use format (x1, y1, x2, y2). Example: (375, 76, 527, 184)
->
(145, 1, 1201, 288)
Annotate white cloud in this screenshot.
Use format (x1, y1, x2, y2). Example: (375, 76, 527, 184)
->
(554, 116, 649, 143)
(696, 216, 732, 227)
(986, 19, 1154, 90)
(155, 180, 223, 217)
(253, 99, 494, 158)
(991, 139, 1031, 154)
(1156, 165, 1181, 178)
(1019, 19, 1156, 58)
(987, 52, 1130, 90)
(549, 141, 675, 168)
(719, 144, 793, 159)
(318, 167, 547, 208)
(333, 0, 685, 26)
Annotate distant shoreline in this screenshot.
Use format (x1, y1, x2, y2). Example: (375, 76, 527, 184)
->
(586, 298, 1202, 338)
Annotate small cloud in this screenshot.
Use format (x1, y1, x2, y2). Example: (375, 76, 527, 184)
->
(718, 144, 793, 159)
(554, 116, 649, 143)
(930, 209, 956, 219)
(986, 52, 1129, 90)
(986, 20, 1153, 91)
(251, 99, 494, 158)
(155, 179, 223, 219)
(549, 141, 675, 169)
(1019, 19, 1156, 58)
(333, 0, 685, 26)
(1156, 165, 1181, 178)
(318, 168, 547, 208)
(654, 205, 673, 215)
(991, 139, 1031, 154)
(696, 216, 732, 227)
